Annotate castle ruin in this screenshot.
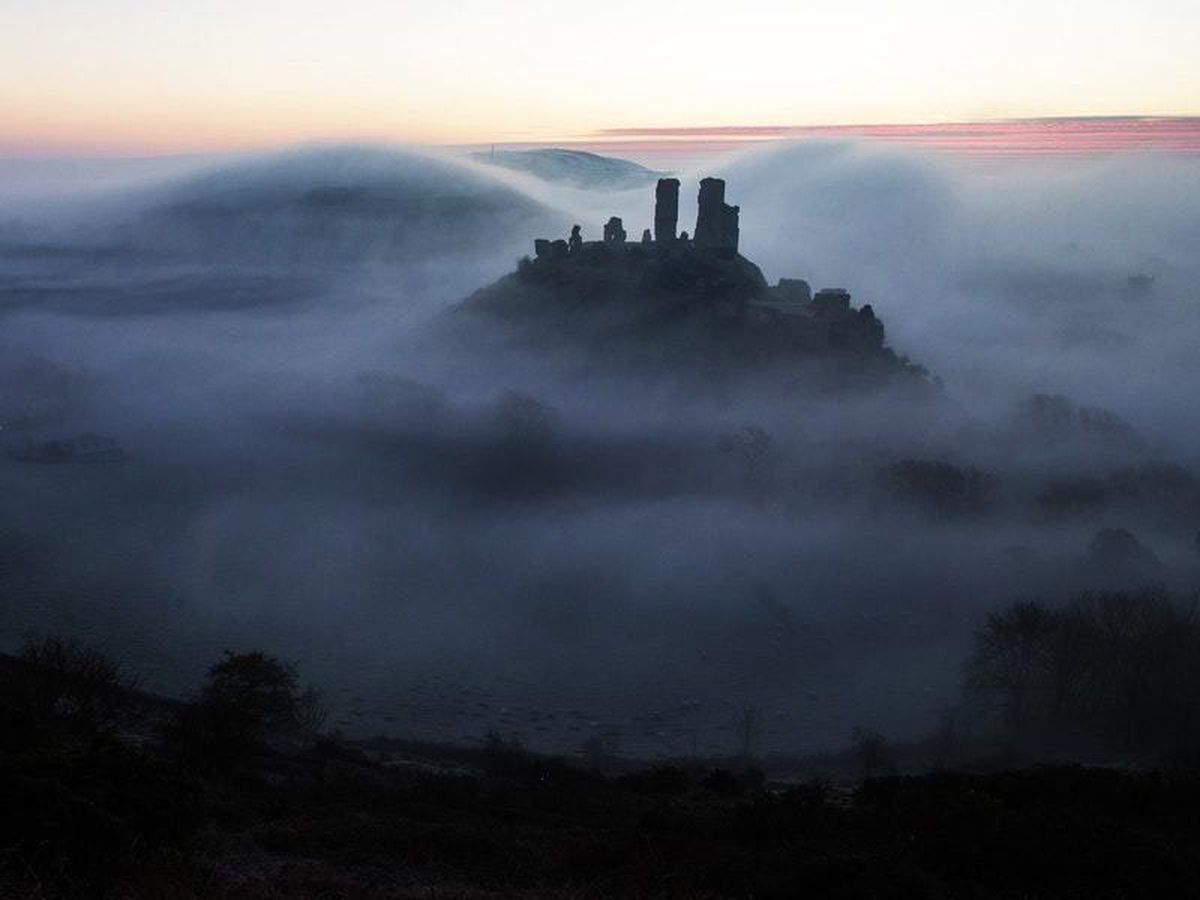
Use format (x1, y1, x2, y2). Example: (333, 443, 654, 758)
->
(534, 176, 740, 258)
(509, 176, 885, 355)
(692, 177, 739, 256)
(654, 178, 680, 243)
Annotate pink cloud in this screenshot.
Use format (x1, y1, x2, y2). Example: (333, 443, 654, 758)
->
(583, 117, 1200, 158)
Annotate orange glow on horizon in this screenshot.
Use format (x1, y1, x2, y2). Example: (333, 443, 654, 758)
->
(4, 0, 1198, 157)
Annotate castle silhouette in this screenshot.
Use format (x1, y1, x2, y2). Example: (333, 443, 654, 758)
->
(533, 177, 741, 262)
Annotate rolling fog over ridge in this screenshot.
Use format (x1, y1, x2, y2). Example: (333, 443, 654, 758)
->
(2, 139, 1199, 757)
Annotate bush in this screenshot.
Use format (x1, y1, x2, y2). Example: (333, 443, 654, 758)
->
(1036, 477, 1110, 519)
(0, 637, 137, 750)
(965, 588, 1200, 758)
(168, 650, 324, 766)
(852, 727, 893, 778)
(883, 459, 994, 517)
(1016, 393, 1138, 444)
(1084, 527, 1161, 580)
(619, 764, 691, 795)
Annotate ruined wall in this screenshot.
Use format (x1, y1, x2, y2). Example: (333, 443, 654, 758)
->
(693, 177, 739, 256)
(603, 216, 627, 243)
(654, 178, 680, 243)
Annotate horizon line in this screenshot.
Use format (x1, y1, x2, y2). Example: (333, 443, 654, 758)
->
(5, 115, 1200, 161)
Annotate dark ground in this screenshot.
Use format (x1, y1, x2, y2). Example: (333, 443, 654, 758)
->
(4, 666, 1200, 900)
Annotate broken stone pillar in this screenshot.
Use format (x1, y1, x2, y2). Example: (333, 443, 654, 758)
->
(641, 228, 652, 243)
(694, 177, 739, 256)
(859, 304, 885, 348)
(654, 177, 680, 243)
(568, 224, 583, 254)
(603, 216, 627, 243)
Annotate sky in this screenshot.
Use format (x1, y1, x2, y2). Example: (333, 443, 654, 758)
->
(2, 0, 1199, 153)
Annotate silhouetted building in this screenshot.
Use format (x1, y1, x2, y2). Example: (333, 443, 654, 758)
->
(813, 288, 851, 315)
(534, 238, 570, 260)
(654, 177, 680, 243)
(776, 278, 812, 304)
(603, 216, 627, 243)
(694, 177, 739, 256)
(531, 178, 742, 258)
(508, 179, 891, 360)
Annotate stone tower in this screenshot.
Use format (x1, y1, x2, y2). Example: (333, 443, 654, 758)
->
(654, 177, 680, 243)
(693, 177, 739, 256)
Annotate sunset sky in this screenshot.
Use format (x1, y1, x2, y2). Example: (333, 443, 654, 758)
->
(2, 0, 1199, 154)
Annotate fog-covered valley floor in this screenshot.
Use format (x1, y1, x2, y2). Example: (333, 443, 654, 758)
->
(2, 142, 1198, 758)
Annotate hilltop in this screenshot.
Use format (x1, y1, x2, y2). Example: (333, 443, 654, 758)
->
(470, 147, 666, 189)
(456, 176, 920, 380)
(136, 146, 565, 269)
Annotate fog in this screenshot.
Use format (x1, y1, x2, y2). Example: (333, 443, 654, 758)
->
(2, 140, 1197, 758)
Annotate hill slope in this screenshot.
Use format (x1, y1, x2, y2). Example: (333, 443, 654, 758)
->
(471, 147, 666, 190)
(456, 236, 910, 381)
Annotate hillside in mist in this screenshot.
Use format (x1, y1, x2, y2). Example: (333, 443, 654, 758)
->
(470, 147, 666, 189)
(145, 146, 563, 265)
(1, 140, 1199, 765)
(0, 146, 569, 317)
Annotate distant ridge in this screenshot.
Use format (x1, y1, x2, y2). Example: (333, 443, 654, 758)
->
(138, 145, 565, 266)
(471, 147, 666, 189)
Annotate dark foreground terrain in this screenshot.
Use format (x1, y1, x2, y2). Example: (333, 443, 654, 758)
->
(4, 642, 1200, 900)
